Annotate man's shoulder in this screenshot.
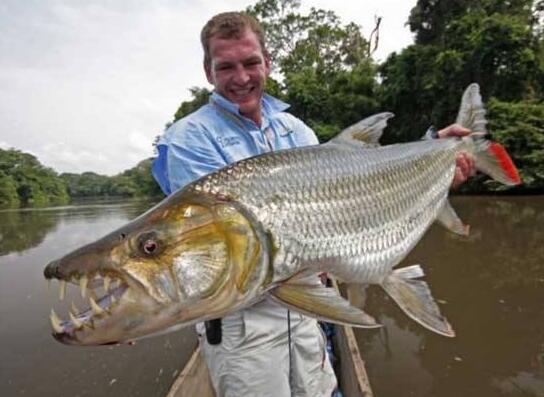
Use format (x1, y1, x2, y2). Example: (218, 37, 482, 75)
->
(164, 104, 216, 143)
(269, 111, 319, 145)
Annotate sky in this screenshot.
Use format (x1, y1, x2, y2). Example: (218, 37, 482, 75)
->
(0, 0, 416, 175)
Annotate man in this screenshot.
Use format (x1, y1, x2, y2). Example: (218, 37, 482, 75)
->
(153, 11, 474, 397)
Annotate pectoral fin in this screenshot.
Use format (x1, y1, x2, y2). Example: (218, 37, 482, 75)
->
(269, 280, 380, 328)
(381, 265, 455, 337)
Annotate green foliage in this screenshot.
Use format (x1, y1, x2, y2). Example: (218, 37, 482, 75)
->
(380, 0, 543, 192)
(487, 99, 544, 192)
(172, 87, 212, 123)
(61, 172, 111, 197)
(0, 148, 69, 208)
(115, 158, 164, 197)
(61, 159, 164, 198)
(284, 61, 379, 141)
(381, 0, 543, 140)
(0, 170, 19, 207)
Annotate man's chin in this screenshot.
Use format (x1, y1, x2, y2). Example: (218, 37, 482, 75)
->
(237, 101, 261, 118)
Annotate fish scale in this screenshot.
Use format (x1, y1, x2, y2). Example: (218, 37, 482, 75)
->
(189, 137, 459, 285)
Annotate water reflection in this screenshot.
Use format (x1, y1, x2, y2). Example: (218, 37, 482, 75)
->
(0, 198, 144, 257)
(0, 210, 58, 256)
(352, 196, 544, 397)
(0, 199, 196, 397)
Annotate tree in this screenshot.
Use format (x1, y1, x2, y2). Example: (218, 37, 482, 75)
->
(0, 148, 69, 207)
(0, 171, 19, 207)
(379, 0, 543, 191)
(172, 87, 212, 123)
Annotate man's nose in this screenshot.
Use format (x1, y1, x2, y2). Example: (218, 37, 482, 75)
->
(233, 65, 250, 84)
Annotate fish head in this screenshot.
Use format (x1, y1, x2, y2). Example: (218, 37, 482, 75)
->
(44, 191, 267, 345)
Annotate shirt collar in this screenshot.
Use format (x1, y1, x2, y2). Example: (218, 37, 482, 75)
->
(210, 91, 290, 120)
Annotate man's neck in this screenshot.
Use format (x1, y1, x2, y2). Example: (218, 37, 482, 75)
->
(241, 109, 262, 126)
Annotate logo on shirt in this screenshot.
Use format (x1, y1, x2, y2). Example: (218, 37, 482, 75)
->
(216, 135, 241, 148)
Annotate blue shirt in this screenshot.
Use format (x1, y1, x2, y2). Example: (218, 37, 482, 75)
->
(152, 92, 319, 194)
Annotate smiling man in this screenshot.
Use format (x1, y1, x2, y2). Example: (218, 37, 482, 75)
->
(152, 11, 475, 397)
(153, 12, 337, 397)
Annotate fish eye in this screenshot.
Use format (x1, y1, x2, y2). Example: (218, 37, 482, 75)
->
(137, 232, 161, 256)
(143, 240, 157, 254)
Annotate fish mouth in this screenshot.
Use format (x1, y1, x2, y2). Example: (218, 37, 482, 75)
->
(45, 266, 130, 345)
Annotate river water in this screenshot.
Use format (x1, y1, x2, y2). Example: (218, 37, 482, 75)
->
(0, 196, 542, 396)
(353, 196, 544, 397)
(0, 199, 196, 397)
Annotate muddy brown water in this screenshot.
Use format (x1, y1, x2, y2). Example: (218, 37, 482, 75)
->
(0, 199, 196, 397)
(1, 196, 542, 396)
(352, 196, 544, 397)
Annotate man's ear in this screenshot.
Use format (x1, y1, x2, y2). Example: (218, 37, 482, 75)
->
(204, 62, 213, 84)
(263, 51, 272, 77)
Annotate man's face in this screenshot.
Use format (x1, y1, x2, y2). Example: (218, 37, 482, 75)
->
(205, 29, 271, 124)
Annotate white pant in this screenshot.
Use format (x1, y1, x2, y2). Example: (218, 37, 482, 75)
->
(199, 299, 337, 397)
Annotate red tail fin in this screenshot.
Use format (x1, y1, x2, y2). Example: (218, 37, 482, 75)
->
(474, 141, 521, 186)
(487, 143, 521, 185)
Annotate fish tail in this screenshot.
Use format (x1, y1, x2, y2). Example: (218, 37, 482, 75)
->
(473, 140, 521, 185)
(456, 83, 521, 186)
(381, 265, 455, 337)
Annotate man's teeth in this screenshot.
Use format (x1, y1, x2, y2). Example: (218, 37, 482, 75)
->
(233, 88, 252, 95)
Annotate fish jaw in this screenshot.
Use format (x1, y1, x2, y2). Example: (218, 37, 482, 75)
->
(44, 191, 268, 345)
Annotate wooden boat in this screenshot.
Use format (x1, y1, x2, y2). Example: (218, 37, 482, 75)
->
(167, 286, 373, 397)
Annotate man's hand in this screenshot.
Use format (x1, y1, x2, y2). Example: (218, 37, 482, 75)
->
(437, 124, 476, 189)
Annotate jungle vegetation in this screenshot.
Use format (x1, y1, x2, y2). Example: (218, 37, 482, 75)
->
(1, 0, 542, 208)
(175, 0, 543, 193)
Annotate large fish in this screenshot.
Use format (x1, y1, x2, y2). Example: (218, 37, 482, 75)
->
(44, 84, 520, 345)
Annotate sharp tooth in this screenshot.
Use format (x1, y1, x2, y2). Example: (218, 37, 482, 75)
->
(110, 295, 116, 304)
(103, 276, 110, 292)
(71, 302, 80, 315)
(50, 309, 64, 333)
(69, 312, 83, 328)
(89, 297, 104, 315)
(59, 280, 66, 301)
(89, 288, 97, 300)
(80, 276, 88, 298)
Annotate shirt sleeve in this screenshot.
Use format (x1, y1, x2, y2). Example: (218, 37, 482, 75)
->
(282, 113, 319, 146)
(152, 122, 227, 195)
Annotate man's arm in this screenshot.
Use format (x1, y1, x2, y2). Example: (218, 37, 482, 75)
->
(437, 124, 476, 189)
(152, 125, 227, 194)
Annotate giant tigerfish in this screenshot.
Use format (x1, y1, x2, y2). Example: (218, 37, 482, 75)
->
(44, 84, 521, 345)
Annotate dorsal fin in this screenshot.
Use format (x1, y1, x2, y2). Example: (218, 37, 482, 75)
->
(456, 83, 487, 133)
(332, 112, 394, 146)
